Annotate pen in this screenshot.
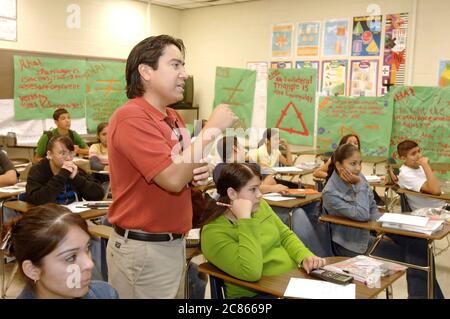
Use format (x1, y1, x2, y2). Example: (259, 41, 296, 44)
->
(216, 201, 232, 208)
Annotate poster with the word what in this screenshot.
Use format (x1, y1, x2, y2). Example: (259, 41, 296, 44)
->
(266, 68, 317, 146)
(271, 23, 294, 58)
(321, 60, 347, 96)
(322, 19, 349, 56)
(317, 96, 393, 157)
(213, 67, 256, 128)
(381, 13, 409, 95)
(350, 60, 378, 97)
(14, 56, 86, 120)
(296, 22, 320, 57)
(85, 61, 127, 132)
(389, 86, 450, 179)
(351, 15, 382, 57)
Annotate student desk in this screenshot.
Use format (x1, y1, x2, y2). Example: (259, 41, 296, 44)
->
(198, 256, 405, 299)
(0, 190, 22, 200)
(265, 194, 322, 230)
(2, 200, 108, 220)
(192, 180, 216, 193)
(396, 188, 450, 201)
(269, 168, 315, 188)
(321, 155, 387, 175)
(319, 214, 450, 299)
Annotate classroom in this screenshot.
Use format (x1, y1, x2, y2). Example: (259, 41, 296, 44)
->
(0, 0, 449, 302)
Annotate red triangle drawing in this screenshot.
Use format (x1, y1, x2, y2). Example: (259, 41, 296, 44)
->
(274, 101, 309, 136)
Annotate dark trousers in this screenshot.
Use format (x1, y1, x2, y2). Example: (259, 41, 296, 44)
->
(333, 235, 444, 299)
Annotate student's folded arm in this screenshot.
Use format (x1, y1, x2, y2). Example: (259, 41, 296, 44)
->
(201, 220, 263, 282)
(322, 192, 370, 221)
(25, 170, 69, 205)
(0, 169, 17, 187)
(272, 210, 314, 262)
(72, 171, 104, 201)
(313, 162, 329, 179)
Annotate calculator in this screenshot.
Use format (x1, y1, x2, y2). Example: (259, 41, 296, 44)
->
(310, 269, 353, 285)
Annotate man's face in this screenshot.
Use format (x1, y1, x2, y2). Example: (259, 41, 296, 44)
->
(144, 44, 188, 106)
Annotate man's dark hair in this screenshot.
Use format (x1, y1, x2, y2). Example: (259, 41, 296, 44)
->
(53, 108, 69, 121)
(125, 35, 185, 99)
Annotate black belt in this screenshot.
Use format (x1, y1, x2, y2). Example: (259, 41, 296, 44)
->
(113, 225, 183, 242)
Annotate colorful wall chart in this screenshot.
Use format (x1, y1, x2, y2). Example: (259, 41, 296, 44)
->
(321, 60, 347, 96)
(296, 22, 320, 57)
(266, 68, 317, 145)
(317, 95, 393, 157)
(351, 15, 382, 57)
(438, 60, 450, 87)
(270, 61, 293, 69)
(213, 66, 256, 128)
(296, 60, 319, 87)
(271, 23, 294, 58)
(350, 60, 378, 96)
(322, 19, 349, 56)
(381, 13, 409, 95)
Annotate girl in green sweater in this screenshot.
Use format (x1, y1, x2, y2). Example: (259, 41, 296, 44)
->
(201, 163, 326, 298)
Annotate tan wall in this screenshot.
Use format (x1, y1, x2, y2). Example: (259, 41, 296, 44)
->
(0, 0, 180, 59)
(1, 0, 449, 119)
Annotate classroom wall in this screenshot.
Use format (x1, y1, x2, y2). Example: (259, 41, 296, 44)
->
(0, 0, 180, 59)
(178, 0, 449, 119)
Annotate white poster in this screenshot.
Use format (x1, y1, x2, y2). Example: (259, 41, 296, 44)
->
(0, 17, 16, 41)
(247, 61, 268, 129)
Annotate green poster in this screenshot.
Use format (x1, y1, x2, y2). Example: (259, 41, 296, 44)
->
(389, 86, 450, 180)
(266, 68, 316, 145)
(85, 61, 127, 132)
(213, 67, 256, 128)
(14, 55, 86, 120)
(317, 95, 393, 157)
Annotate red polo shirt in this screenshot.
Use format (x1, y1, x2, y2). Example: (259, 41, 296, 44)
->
(107, 97, 192, 233)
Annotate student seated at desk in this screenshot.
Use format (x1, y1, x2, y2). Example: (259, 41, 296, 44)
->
(0, 150, 17, 187)
(25, 136, 104, 205)
(34, 108, 89, 162)
(397, 140, 446, 211)
(313, 134, 360, 179)
(247, 128, 293, 168)
(1, 203, 118, 299)
(201, 163, 325, 299)
(89, 122, 109, 172)
(213, 136, 329, 257)
(322, 143, 444, 299)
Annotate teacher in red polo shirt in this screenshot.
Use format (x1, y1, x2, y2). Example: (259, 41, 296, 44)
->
(106, 35, 237, 299)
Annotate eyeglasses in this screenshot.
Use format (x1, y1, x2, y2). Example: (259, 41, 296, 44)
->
(55, 151, 76, 158)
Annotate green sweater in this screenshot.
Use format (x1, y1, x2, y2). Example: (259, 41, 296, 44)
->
(201, 199, 313, 299)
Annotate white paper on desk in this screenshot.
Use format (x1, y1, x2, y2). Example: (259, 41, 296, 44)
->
(377, 213, 429, 227)
(63, 202, 90, 213)
(365, 175, 381, 182)
(284, 278, 355, 299)
(271, 166, 303, 173)
(0, 186, 25, 193)
(262, 195, 297, 201)
(187, 228, 200, 240)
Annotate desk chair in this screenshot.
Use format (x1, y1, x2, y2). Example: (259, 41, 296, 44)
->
(398, 192, 413, 213)
(209, 274, 226, 299)
(313, 178, 325, 192)
(319, 207, 336, 257)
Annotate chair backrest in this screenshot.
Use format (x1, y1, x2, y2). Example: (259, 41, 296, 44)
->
(398, 192, 413, 212)
(314, 178, 325, 192)
(320, 206, 336, 256)
(209, 275, 226, 299)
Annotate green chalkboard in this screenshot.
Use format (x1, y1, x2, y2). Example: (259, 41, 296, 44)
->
(213, 66, 256, 128)
(266, 68, 316, 146)
(317, 95, 393, 157)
